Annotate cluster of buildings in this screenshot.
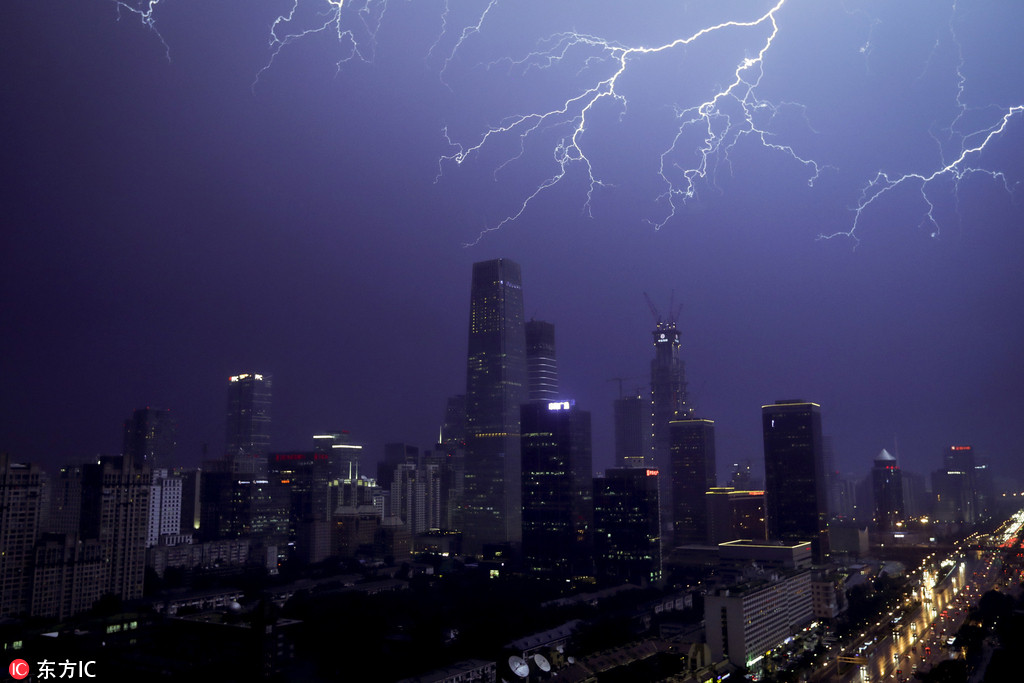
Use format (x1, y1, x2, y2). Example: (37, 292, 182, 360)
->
(0, 257, 1001, 678)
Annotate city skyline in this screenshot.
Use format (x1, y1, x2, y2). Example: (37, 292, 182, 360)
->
(3, 1, 1023, 487)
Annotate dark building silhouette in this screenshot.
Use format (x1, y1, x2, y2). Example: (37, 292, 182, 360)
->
(647, 303, 692, 532)
(0, 454, 48, 618)
(268, 452, 334, 563)
(79, 456, 151, 602)
(670, 418, 716, 545)
(525, 320, 558, 401)
(463, 258, 528, 552)
(614, 393, 650, 468)
(705, 487, 767, 544)
(123, 407, 176, 470)
(593, 467, 662, 586)
(762, 400, 829, 562)
(225, 372, 272, 473)
(933, 445, 979, 524)
(870, 449, 904, 531)
(520, 400, 593, 580)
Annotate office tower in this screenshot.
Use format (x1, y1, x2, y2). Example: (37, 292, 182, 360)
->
(313, 431, 363, 482)
(525, 320, 558, 401)
(614, 393, 650, 468)
(269, 452, 334, 563)
(463, 258, 528, 551)
(593, 467, 661, 586)
(439, 396, 468, 530)
(705, 487, 768, 545)
(762, 400, 829, 562)
(520, 400, 593, 579)
(148, 469, 183, 547)
(80, 456, 151, 602)
(933, 445, 978, 524)
(0, 454, 48, 618)
(123, 407, 177, 470)
(870, 449, 904, 532)
(225, 372, 272, 473)
(378, 443, 418, 495)
(670, 418, 716, 545)
(727, 460, 757, 489)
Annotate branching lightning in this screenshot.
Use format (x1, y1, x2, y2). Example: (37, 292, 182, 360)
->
(254, 0, 389, 89)
(111, 0, 170, 60)
(436, 0, 836, 246)
(821, 0, 1022, 242)
(107, 0, 1022, 246)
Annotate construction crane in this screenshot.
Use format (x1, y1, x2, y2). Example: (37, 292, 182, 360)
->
(643, 291, 682, 326)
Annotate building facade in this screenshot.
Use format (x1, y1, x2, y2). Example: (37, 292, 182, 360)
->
(463, 258, 528, 552)
(762, 400, 829, 562)
(614, 394, 650, 469)
(525, 320, 558, 401)
(520, 400, 593, 580)
(669, 418, 716, 545)
(593, 468, 662, 586)
(123, 407, 176, 470)
(225, 372, 272, 472)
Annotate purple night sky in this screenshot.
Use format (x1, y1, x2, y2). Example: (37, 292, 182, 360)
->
(3, 0, 1023, 485)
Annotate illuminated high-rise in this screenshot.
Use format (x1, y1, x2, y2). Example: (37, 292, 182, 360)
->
(762, 400, 829, 562)
(225, 372, 272, 474)
(649, 310, 691, 525)
(521, 400, 593, 580)
(593, 467, 662, 586)
(870, 449, 904, 532)
(463, 258, 528, 552)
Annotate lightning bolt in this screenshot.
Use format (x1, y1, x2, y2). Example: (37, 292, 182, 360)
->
(436, 0, 835, 246)
(111, 0, 170, 60)
(253, 0, 389, 89)
(821, 0, 1022, 243)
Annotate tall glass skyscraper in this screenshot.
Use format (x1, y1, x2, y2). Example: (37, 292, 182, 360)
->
(762, 400, 829, 562)
(463, 259, 527, 552)
(525, 319, 558, 401)
(225, 372, 272, 474)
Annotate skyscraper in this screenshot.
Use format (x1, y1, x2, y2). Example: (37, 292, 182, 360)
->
(463, 258, 528, 552)
(669, 418, 716, 545)
(123, 407, 176, 470)
(933, 445, 978, 524)
(614, 393, 650, 468)
(593, 467, 662, 586)
(762, 400, 829, 562)
(226, 372, 272, 474)
(525, 320, 558, 401)
(648, 306, 691, 521)
(520, 400, 593, 580)
(870, 449, 904, 532)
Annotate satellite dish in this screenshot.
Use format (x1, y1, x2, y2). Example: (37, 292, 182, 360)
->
(508, 656, 530, 678)
(567, 656, 575, 664)
(534, 653, 551, 672)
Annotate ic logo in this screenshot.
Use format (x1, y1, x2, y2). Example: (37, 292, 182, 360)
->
(8, 659, 30, 680)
